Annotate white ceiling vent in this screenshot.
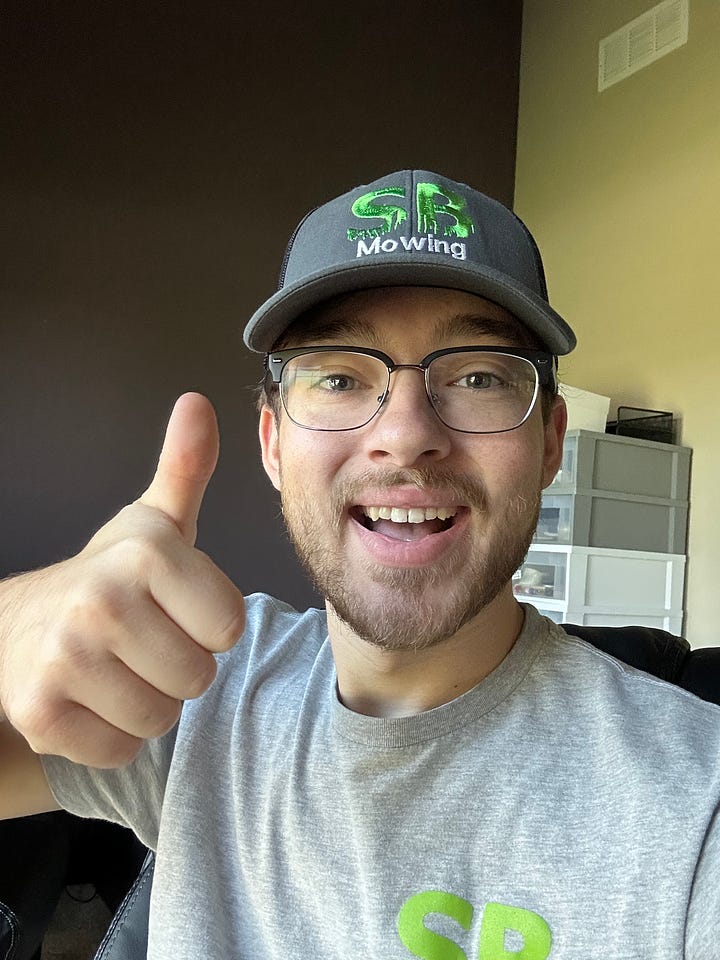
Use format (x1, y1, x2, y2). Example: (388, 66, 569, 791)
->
(598, 0, 689, 91)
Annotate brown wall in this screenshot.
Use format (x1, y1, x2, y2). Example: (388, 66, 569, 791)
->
(1, 1, 523, 610)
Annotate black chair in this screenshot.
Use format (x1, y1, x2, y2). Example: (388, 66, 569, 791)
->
(0, 814, 146, 960)
(0, 904, 18, 960)
(3, 624, 719, 960)
(93, 852, 154, 960)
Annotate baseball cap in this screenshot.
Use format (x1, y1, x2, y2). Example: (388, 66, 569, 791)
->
(243, 170, 576, 355)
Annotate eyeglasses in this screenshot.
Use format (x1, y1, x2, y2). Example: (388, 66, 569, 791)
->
(264, 345, 557, 434)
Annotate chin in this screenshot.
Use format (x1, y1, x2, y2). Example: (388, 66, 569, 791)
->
(282, 479, 542, 650)
(308, 548, 523, 652)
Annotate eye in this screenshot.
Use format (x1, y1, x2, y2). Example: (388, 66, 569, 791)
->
(303, 364, 377, 394)
(283, 351, 387, 402)
(454, 370, 508, 390)
(319, 373, 358, 392)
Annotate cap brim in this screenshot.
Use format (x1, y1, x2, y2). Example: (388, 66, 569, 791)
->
(244, 256, 576, 355)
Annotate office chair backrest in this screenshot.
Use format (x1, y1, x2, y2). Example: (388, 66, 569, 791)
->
(0, 902, 18, 960)
(93, 851, 154, 960)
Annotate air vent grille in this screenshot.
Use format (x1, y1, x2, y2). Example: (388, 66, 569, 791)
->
(599, 0, 689, 91)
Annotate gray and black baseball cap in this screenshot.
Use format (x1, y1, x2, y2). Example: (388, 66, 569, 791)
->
(243, 170, 576, 355)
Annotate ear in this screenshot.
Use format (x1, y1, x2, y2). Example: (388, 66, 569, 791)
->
(541, 395, 567, 489)
(259, 405, 282, 492)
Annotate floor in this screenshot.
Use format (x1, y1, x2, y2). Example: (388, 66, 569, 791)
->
(40, 886, 112, 960)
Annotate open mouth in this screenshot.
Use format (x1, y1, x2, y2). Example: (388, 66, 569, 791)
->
(350, 504, 460, 542)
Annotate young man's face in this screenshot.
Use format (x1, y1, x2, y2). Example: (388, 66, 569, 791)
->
(260, 287, 566, 650)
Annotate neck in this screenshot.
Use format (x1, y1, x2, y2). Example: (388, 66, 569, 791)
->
(326, 585, 524, 718)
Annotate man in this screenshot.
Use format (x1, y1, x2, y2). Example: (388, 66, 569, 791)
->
(0, 171, 718, 959)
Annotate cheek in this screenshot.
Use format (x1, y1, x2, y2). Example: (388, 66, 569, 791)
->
(465, 431, 545, 500)
(277, 424, 349, 491)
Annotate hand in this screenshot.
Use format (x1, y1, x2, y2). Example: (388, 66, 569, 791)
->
(0, 393, 245, 768)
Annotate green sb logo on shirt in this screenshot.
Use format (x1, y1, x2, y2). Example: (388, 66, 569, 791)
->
(397, 890, 552, 959)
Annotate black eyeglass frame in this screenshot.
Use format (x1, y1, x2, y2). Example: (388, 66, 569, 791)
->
(263, 345, 559, 434)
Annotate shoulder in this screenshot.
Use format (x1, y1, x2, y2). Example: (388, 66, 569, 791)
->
(535, 614, 720, 767)
(542, 615, 718, 711)
(504, 613, 720, 824)
(203, 592, 329, 695)
(242, 592, 326, 634)
(173, 594, 332, 766)
(241, 592, 327, 656)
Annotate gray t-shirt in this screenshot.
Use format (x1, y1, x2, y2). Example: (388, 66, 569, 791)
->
(43, 596, 720, 959)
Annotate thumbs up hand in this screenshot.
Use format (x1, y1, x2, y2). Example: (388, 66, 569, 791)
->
(0, 394, 245, 768)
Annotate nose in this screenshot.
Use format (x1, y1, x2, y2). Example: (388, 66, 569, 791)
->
(361, 367, 453, 466)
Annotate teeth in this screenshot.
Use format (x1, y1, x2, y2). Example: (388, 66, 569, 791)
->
(362, 506, 457, 523)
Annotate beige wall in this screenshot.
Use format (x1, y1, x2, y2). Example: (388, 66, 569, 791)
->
(515, 0, 720, 646)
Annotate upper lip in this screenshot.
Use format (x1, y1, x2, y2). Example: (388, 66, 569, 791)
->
(350, 487, 465, 509)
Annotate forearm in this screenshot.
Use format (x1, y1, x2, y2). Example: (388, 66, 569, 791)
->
(0, 719, 59, 820)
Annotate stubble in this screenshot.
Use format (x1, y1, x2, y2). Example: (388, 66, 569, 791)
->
(279, 464, 542, 651)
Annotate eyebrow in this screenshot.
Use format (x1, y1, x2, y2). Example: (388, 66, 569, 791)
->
(431, 313, 530, 344)
(285, 311, 528, 349)
(284, 315, 383, 347)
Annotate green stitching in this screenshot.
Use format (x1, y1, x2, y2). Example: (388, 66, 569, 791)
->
(347, 187, 408, 240)
(416, 182, 475, 238)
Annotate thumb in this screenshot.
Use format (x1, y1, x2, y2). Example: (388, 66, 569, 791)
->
(139, 393, 219, 544)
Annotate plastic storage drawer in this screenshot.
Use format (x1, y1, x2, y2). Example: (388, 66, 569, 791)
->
(549, 429, 691, 499)
(535, 491, 688, 553)
(513, 544, 685, 611)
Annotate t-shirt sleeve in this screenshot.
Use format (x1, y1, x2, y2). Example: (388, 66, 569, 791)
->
(685, 802, 720, 958)
(40, 725, 177, 851)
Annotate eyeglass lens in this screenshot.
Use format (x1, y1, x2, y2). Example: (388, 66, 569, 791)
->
(280, 350, 539, 433)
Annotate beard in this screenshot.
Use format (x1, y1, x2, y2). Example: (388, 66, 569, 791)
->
(279, 462, 542, 652)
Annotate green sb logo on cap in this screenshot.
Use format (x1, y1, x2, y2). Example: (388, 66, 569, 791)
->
(348, 182, 475, 242)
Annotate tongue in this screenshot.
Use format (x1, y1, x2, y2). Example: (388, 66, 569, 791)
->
(372, 518, 446, 541)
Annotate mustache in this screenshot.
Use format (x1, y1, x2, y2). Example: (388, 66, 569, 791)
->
(331, 466, 489, 514)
